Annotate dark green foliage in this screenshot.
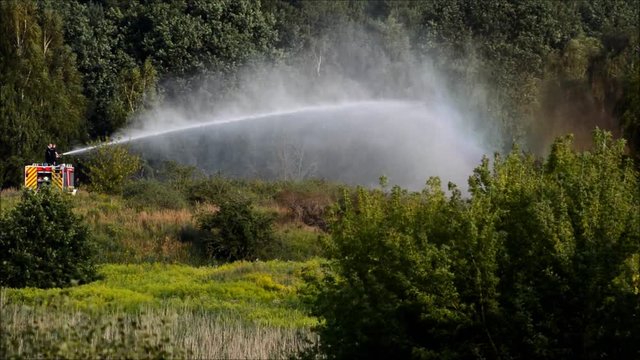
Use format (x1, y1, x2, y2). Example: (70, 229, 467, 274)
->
(618, 54, 640, 161)
(196, 198, 275, 262)
(307, 130, 640, 359)
(469, 130, 640, 358)
(2, 0, 639, 178)
(0, 188, 97, 288)
(55, 0, 277, 136)
(0, 0, 87, 188)
(54, 0, 159, 137)
(122, 179, 186, 210)
(307, 182, 470, 359)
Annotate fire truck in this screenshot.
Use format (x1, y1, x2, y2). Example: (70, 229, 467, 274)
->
(24, 163, 76, 193)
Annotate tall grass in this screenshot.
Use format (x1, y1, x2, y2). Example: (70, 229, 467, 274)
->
(0, 188, 20, 213)
(1, 293, 316, 359)
(1, 189, 196, 264)
(0, 178, 332, 265)
(2, 260, 321, 358)
(74, 192, 198, 264)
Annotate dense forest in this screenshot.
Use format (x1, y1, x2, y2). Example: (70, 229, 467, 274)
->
(1, 0, 639, 188)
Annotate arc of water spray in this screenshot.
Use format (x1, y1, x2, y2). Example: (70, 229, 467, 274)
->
(62, 101, 409, 156)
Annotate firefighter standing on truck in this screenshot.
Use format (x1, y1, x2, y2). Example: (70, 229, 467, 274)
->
(53, 144, 61, 164)
(45, 143, 56, 165)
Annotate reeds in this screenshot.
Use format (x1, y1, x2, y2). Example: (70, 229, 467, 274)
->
(1, 293, 316, 359)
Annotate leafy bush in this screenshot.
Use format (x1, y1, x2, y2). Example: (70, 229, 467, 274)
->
(186, 176, 256, 205)
(0, 187, 97, 288)
(84, 142, 142, 194)
(306, 130, 640, 359)
(196, 199, 275, 262)
(122, 179, 187, 210)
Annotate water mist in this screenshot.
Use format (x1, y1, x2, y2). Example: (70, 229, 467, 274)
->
(65, 23, 497, 191)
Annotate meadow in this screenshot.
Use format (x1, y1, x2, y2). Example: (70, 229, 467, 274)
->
(1, 262, 318, 358)
(0, 180, 335, 359)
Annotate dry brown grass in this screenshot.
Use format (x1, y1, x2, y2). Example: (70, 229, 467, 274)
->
(64, 192, 199, 263)
(3, 188, 324, 264)
(0, 187, 19, 196)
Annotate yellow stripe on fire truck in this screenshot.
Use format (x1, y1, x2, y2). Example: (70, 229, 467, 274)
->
(52, 171, 63, 190)
(25, 167, 37, 188)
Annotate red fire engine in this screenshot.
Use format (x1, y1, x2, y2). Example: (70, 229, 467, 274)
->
(24, 164, 75, 193)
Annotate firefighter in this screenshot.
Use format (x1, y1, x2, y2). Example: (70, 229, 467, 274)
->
(52, 144, 61, 165)
(45, 143, 56, 165)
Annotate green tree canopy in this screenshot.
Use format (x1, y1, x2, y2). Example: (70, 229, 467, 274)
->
(0, 0, 86, 188)
(308, 129, 640, 359)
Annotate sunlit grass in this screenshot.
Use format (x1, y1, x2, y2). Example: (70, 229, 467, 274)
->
(4, 261, 319, 328)
(2, 260, 321, 358)
(2, 294, 316, 359)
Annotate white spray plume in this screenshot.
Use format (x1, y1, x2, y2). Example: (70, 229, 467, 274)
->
(67, 22, 498, 190)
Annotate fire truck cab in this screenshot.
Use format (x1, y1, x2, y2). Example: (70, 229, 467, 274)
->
(24, 163, 75, 193)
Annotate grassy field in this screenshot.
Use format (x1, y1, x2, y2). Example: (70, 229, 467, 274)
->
(2, 261, 320, 358)
(0, 181, 335, 358)
(1, 188, 194, 264)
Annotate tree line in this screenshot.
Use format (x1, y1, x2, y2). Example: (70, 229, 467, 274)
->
(1, 0, 639, 188)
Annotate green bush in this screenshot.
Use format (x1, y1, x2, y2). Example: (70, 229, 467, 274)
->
(84, 142, 142, 194)
(157, 160, 203, 192)
(196, 198, 275, 262)
(306, 130, 640, 359)
(186, 176, 256, 205)
(0, 188, 97, 288)
(122, 179, 187, 210)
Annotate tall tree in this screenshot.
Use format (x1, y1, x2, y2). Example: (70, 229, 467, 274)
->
(0, 0, 86, 188)
(55, 0, 136, 137)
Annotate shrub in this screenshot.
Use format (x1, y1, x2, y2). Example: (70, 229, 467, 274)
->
(306, 130, 640, 359)
(196, 198, 275, 262)
(186, 176, 255, 205)
(0, 187, 97, 288)
(84, 142, 141, 194)
(122, 179, 187, 210)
